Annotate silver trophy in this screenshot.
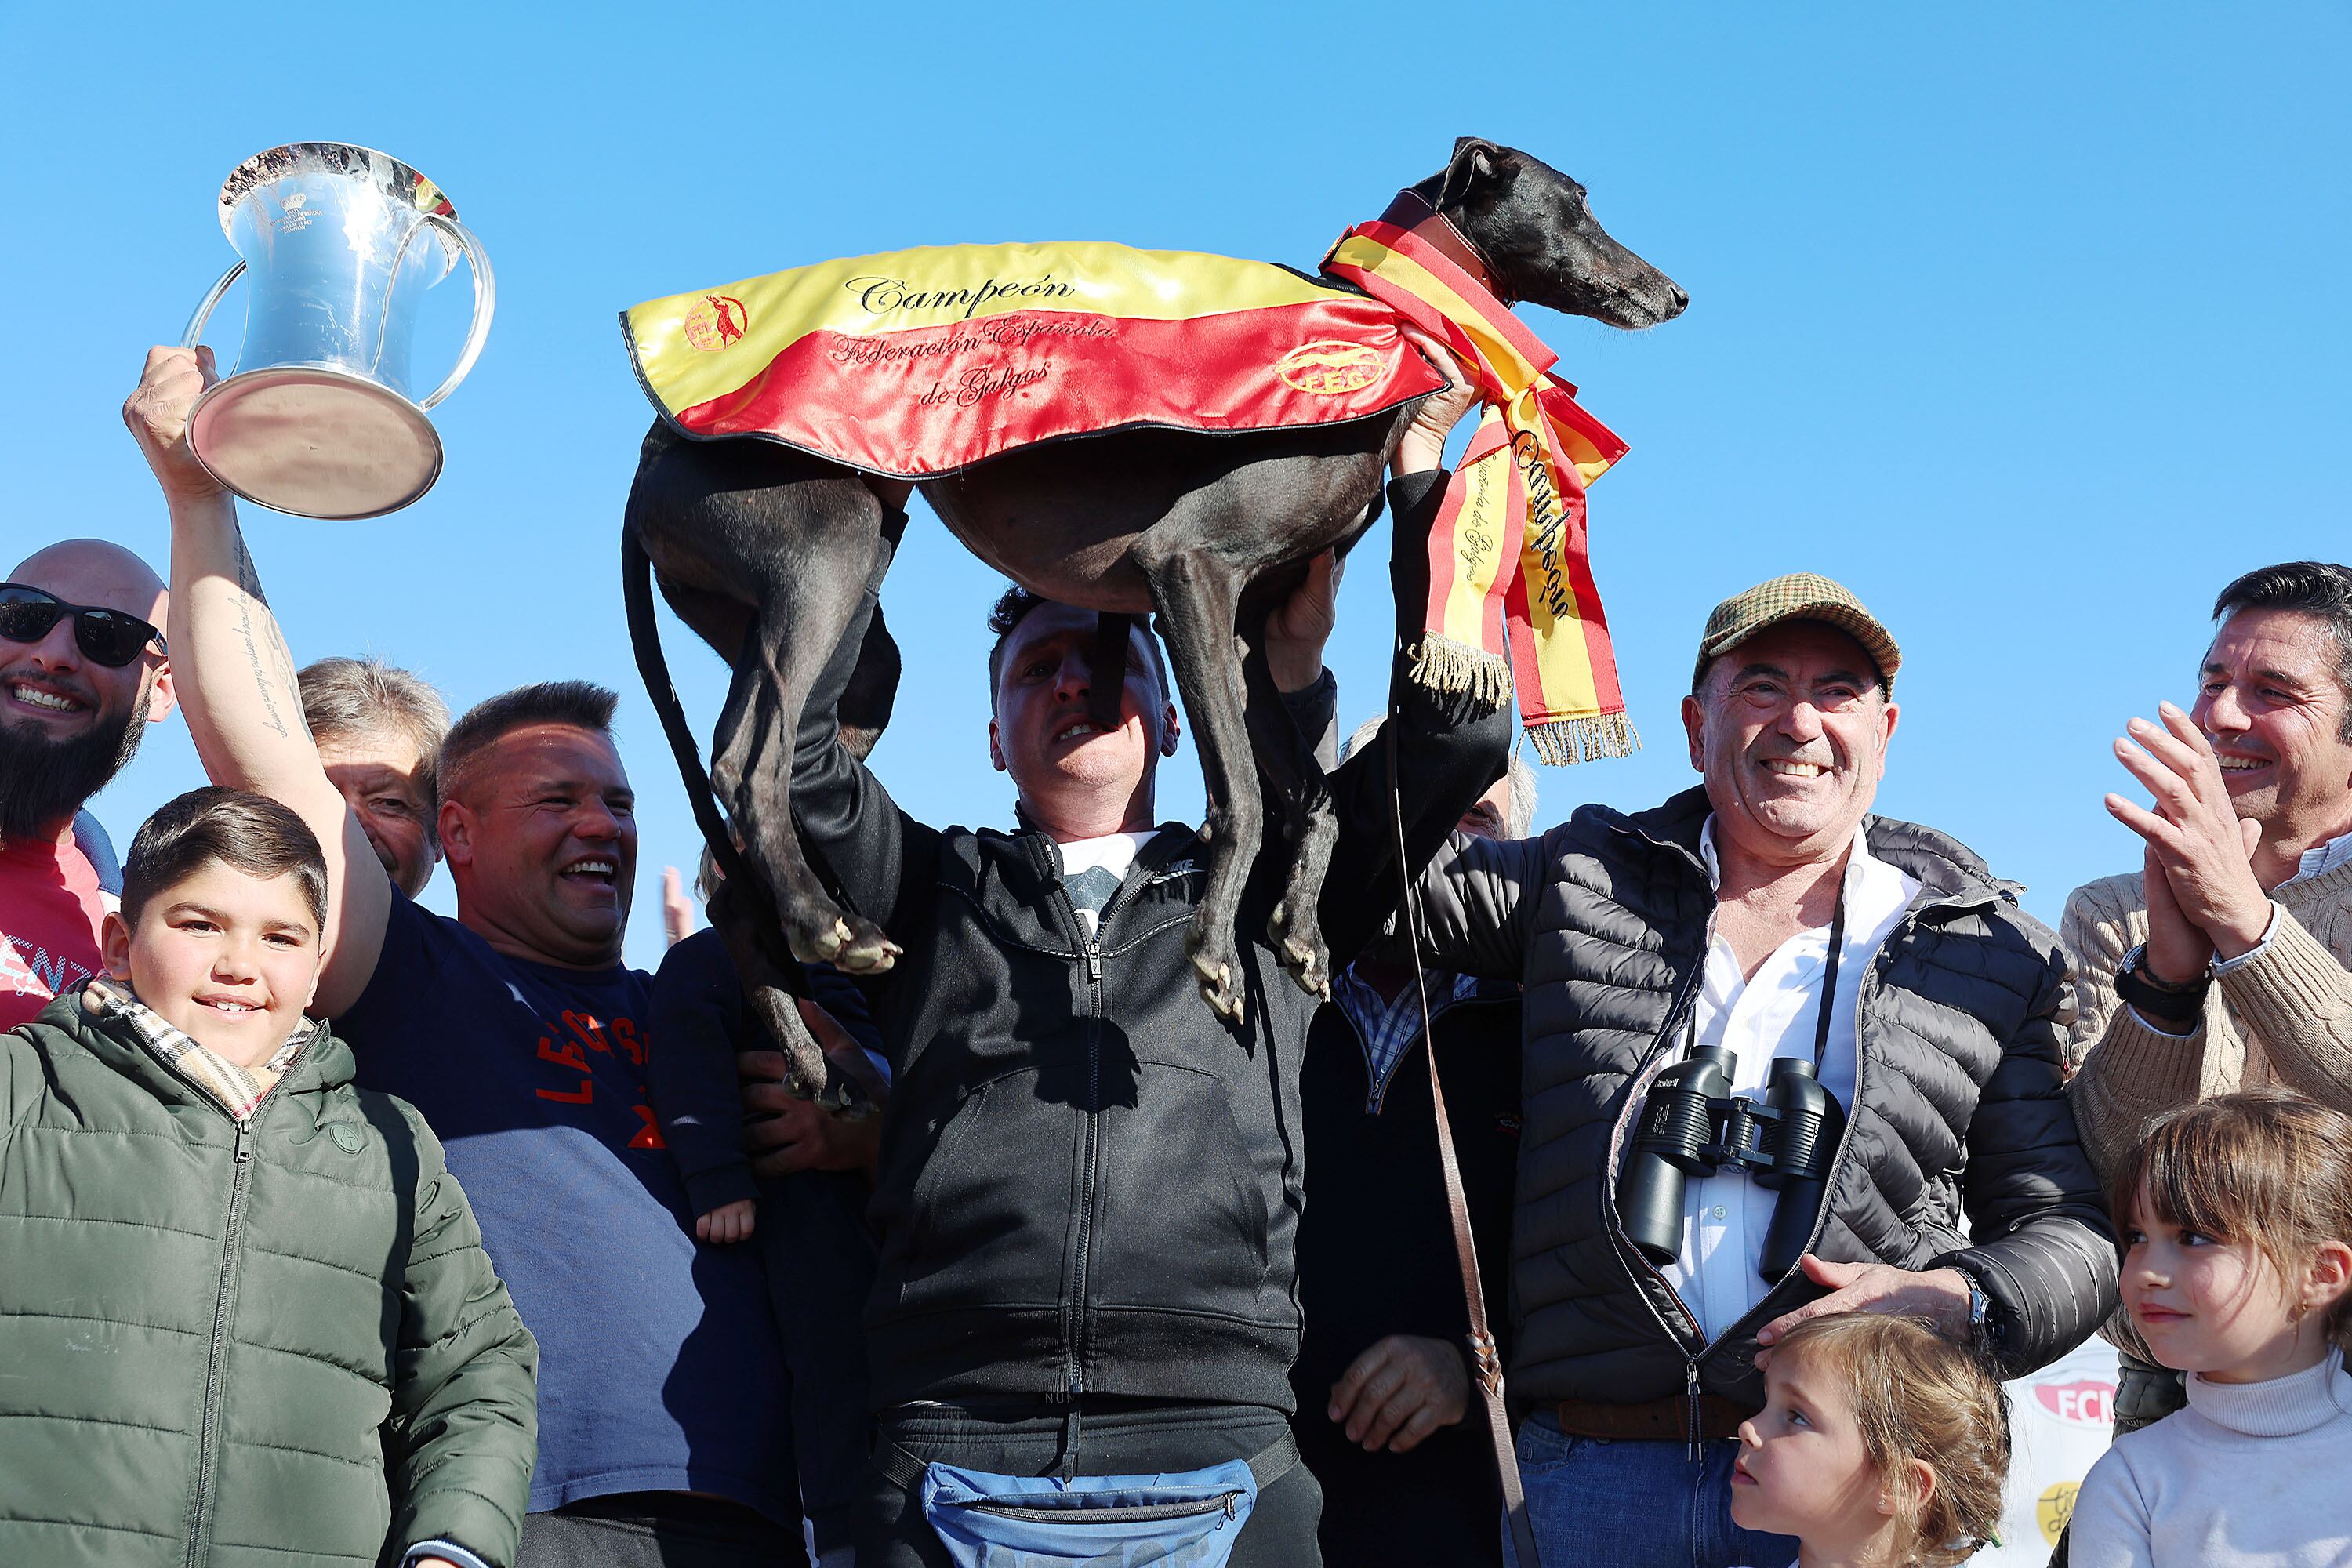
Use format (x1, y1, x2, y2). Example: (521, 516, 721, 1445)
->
(180, 143, 493, 520)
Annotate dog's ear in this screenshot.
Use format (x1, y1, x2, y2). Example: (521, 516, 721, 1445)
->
(1439, 138, 1508, 211)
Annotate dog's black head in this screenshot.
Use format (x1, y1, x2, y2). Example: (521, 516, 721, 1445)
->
(1419, 138, 1687, 330)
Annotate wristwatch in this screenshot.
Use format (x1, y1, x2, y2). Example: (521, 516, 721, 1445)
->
(1960, 1274, 1999, 1353)
(2114, 943, 2209, 1026)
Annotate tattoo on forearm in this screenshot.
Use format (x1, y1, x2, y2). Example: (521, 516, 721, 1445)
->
(227, 524, 305, 740)
(230, 530, 269, 608)
(230, 590, 288, 740)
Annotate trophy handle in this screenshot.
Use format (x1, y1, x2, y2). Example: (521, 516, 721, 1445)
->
(419, 216, 494, 410)
(181, 261, 245, 350)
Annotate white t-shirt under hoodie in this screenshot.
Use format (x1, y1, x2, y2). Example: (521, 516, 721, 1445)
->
(2068, 1347, 2352, 1566)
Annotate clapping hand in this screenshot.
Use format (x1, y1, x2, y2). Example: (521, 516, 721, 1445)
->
(2106, 701, 2270, 982)
(660, 866, 698, 946)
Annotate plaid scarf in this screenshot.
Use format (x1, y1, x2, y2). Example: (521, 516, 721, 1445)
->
(84, 978, 313, 1121)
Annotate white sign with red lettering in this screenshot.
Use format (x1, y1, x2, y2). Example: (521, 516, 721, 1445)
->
(1969, 1339, 2121, 1563)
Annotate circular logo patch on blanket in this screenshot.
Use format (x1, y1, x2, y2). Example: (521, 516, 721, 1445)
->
(684, 293, 750, 352)
(1275, 339, 1383, 395)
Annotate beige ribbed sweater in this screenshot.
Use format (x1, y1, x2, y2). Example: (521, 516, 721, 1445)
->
(2063, 862, 2352, 1359)
(2066, 862, 2352, 1147)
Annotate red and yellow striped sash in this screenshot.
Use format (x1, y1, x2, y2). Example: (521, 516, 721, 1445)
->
(1323, 195, 1637, 765)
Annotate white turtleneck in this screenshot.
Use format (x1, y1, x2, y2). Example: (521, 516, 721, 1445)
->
(2068, 1348, 2352, 1566)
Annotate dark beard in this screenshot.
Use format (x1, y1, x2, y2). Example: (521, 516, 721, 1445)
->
(0, 703, 144, 846)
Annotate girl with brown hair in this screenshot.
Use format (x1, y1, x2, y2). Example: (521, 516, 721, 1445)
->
(2071, 1088, 2352, 1566)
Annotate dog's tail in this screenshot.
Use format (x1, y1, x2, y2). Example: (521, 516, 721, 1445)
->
(620, 525, 764, 897)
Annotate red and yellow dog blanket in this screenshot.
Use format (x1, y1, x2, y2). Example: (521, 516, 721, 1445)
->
(623, 212, 1635, 764)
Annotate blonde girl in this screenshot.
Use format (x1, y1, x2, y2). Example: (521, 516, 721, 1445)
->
(1728, 1312, 2009, 1568)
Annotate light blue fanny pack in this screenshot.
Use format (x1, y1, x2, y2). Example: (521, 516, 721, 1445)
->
(885, 1430, 1296, 1567)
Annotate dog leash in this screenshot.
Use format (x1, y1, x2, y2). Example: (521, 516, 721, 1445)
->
(1087, 612, 1133, 733)
(1381, 719, 1543, 1568)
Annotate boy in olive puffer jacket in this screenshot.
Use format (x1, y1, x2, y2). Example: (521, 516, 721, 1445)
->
(0, 787, 537, 1568)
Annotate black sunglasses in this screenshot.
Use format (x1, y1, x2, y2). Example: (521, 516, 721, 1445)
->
(0, 583, 168, 669)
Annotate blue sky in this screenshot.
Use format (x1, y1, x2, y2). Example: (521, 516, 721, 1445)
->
(4, 2, 2346, 964)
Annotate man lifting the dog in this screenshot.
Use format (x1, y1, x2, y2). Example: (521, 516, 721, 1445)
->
(785, 360, 1509, 1564)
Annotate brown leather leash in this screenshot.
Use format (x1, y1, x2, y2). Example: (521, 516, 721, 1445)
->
(1381, 720, 1541, 1567)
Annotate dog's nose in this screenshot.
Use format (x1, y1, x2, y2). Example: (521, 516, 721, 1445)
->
(1666, 283, 1690, 316)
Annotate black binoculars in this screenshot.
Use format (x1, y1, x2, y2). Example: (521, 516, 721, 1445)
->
(1615, 1047, 1846, 1280)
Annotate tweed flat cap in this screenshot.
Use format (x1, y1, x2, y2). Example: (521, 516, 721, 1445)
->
(1693, 572, 1901, 691)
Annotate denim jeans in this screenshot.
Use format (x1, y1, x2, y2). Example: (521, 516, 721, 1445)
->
(1504, 1413, 1798, 1568)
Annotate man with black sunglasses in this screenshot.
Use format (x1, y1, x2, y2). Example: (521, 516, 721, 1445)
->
(0, 541, 176, 1031)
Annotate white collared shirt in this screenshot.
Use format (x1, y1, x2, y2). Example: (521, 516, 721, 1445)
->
(1651, 818, 1922, 1341)
(2290, 825, 2352, 885)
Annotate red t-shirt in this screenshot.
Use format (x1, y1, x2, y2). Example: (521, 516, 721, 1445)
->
(0, 826, 110, 1032)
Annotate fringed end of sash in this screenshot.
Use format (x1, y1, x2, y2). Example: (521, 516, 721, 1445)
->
(1526, 710, 1641, 766)
(1409, 637, 1513, 713)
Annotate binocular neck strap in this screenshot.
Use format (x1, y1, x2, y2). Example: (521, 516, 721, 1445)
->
(1810, 891, 1849, 1069)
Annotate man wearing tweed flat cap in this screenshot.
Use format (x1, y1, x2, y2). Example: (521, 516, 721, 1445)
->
(1411, 572, 2117, 1568)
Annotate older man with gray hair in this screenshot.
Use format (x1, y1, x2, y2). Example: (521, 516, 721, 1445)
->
(1290, 720, 1537, 1568)
(299, 655, 451, 899)
(1411, 572, 2117, 1568)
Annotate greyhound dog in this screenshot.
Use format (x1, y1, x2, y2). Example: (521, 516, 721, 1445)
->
(623, 138, 1682, 1108)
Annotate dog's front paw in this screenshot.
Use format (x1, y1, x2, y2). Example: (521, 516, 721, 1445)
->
(831, 915, 902, 975)
(789, 909, 899, 975)
(1190, 948, 1243, 1023)
(1269, 900, 1331, 1002)
(1280, 932, 1330, 1003)
(815, 1065, 876, 1120)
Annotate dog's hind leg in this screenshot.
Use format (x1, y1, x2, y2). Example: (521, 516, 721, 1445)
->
(702, 662, 832, 985)
(1132, 530, 1258, 1023)
(706, 878, 885, 1117)
(706, 641, 778, 867)
(734, 573, 902, 976)
(706, 878, 837, 1109)
(627, 430, 896, 975)
(1240, 630, 1336, 1000)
